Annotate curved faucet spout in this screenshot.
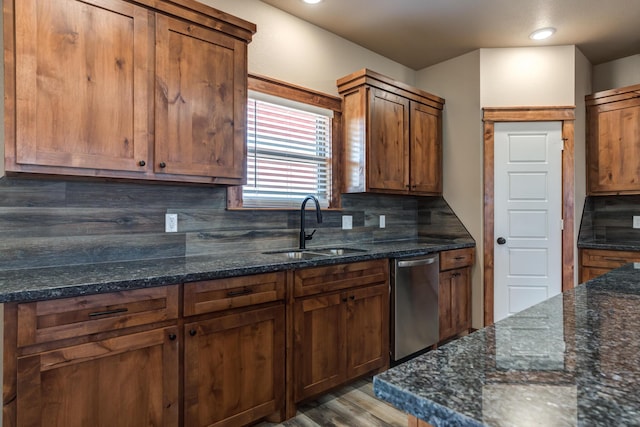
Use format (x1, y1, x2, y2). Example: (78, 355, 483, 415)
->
(300, 195, 323, 249)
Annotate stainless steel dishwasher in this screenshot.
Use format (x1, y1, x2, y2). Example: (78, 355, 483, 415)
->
(391, 254, 439, 361)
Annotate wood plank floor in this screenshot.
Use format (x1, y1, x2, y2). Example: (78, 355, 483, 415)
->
(255, 377, 407, 427)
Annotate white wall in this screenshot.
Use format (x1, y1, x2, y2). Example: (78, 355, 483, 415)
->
(592, 54, 640, 93)
(416, 51, 483, 328)
(204, 0, 416, 95)
(574, 48, 592, 284)
(480, 46, 576, 107)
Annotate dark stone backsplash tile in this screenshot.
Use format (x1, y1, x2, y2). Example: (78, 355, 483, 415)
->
(579, 195, 640, 248)
(0, 177, 472, 270)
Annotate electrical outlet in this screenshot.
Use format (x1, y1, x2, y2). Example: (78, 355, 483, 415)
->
(634, 216, 640, 229)
(165, 213, 178, 232)
(379, 215, 386, 228)
(342, 215, 353, 230)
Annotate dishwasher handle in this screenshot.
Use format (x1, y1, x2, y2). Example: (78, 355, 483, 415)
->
(397, 257, 437, 268)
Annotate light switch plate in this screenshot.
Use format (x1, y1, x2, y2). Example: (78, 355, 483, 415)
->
(379, 215, 386, 228)
(165, 213, 178, 232)
(634, 216, 640, 229)
(342, 215, 353, 230)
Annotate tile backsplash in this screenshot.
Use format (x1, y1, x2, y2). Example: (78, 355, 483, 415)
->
(0, 177, 471, 270)
(579, 195, 640, 245)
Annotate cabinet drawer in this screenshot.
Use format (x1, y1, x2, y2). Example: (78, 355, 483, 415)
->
(183, 272, 286, 316)
(17, 285, 179, 347)
(440, 248, 474, 271)
(581, 249, 640, 268)
(294, 259, 389, 298)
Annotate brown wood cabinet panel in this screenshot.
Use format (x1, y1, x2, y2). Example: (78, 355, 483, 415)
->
(440, 247, 474, 271)
(293, 292, 345, 402)
(439, 268, 471, 342)
(293, 259, 389, 403)
(586, 84, 640, 195)
(337, 69, 444, 196)
(345, 283, 389, 380)
(439, 248, 473, 342)
(579, 248, 640, 283)
(5, 0, 254, 185)
(183, 272, 285, 316)
(184, 305, 284, 427)
(17, 285, 179, 347)
(155, 14, 247, 182)
(16, 326, 179, 427)
(410, 101, 442, 193)
(293, 259, 388, 298)
(13, 0, 151, 173)
(367, 87, 410, 191)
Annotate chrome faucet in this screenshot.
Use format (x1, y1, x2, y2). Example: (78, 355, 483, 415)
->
(299, 195, 323, 249)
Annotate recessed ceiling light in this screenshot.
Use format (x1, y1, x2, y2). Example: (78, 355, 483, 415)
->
(302, 0, 322, 3)
(529, 27, 556, 41)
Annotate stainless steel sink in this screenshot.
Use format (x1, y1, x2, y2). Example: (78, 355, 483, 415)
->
(307, 247, 367, 256)
(263, 247, 367, 259)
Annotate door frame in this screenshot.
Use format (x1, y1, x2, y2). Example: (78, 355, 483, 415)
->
(483, 106, 575, 326)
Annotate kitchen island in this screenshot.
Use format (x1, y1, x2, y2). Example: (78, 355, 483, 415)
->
(374, 264, 640, 427)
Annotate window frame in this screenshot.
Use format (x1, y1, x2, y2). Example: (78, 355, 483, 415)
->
(227, 73, 342, 210)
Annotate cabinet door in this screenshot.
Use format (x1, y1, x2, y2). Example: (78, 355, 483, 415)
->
(293, 293, 346, 402)
(439, 268, 471, 341)
(438, 270, 454, 341)
(155, 15, 247, 180)
(410, 101, 442, 194)
(587, 103, 640, 193)
(16, 327, 178, 427)
(451, 268, 471, 334)
(367, 87, 410, 191)
(184, 306, 284, 427)
(14, 0, 150, 173)
(345, 283, 389, 379)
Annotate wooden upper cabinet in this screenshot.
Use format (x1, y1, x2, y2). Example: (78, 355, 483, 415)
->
(586, 84, 640, 195)
(154, 15, 247, 181)
(13, 0, 151, 173)
(410, 101, 442, 193)
(367, 88, 410, 191)
(338, 68, 444, 195)
(5, 0, 255, 185)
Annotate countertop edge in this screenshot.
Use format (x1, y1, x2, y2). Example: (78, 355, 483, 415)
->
(373, 376, 485, 427)
(0, 240, 475, 303)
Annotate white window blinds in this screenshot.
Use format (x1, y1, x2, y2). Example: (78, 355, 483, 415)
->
(244, 95, 332, 208)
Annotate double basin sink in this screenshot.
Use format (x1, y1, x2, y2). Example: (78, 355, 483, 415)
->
(263, 247, 367, 260)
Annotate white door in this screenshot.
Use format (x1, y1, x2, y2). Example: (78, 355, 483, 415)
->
(494, 122, 563, 322)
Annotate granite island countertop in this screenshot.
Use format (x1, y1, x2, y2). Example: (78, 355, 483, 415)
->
(374, 264, 640, 427)
(0, 238, 474, 303)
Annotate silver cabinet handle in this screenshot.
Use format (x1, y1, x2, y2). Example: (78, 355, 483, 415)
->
(397, 258, 436, 268)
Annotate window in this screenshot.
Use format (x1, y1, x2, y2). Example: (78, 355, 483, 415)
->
(228, 74, 342, 209)
(244, 95, 332, 208)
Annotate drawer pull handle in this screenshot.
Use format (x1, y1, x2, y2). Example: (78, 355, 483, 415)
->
(603, 257, 627, 262)
(168, 333, 177, 341)
(227, 288, 254, 297)
(454, 256, 466, 260)
(88, 308, 128, 318)
(189, 329, 197, 337)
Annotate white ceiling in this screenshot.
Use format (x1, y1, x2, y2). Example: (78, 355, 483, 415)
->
(260, 0, 640, 70)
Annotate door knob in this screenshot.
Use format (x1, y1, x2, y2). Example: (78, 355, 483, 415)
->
(497, 237, 506, 245)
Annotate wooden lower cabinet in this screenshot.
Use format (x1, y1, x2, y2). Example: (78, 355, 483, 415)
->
(579, 248, 640, 282)
(16, 326, 179, 427)
(439, 248, 474, 342)
(183, 305, 285, 427)
(293, 260, 390, 403)
(6, 263, 392, 426)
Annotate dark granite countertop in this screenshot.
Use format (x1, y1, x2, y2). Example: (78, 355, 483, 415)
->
(374, 263, 640, 427)
(577, 240, 640, 251)
(0, 238, 474, 303)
